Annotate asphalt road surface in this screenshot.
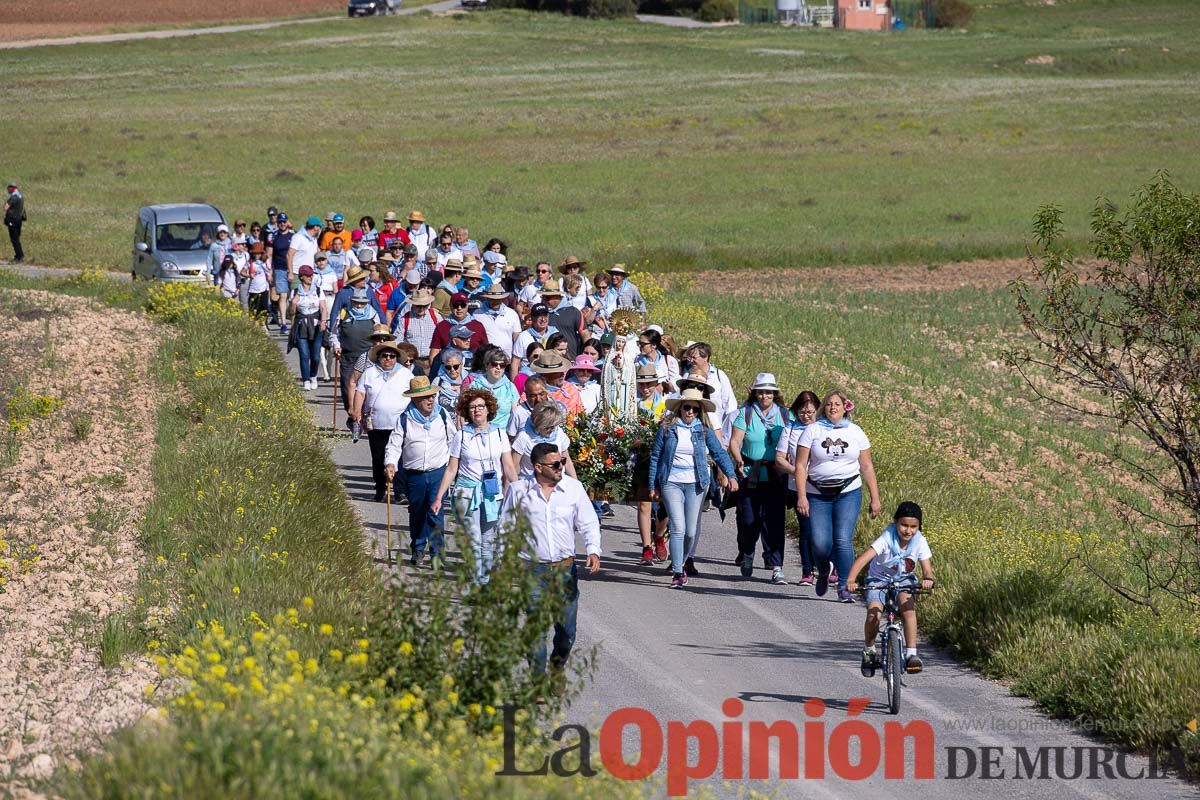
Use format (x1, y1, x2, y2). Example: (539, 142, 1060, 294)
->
(268, 329, 1195, 800)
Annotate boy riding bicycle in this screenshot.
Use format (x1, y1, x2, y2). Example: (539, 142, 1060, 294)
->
(846, 500, 935, 676)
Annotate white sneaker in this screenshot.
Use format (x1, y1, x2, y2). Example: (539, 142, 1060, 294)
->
(305, 379, 314, 391)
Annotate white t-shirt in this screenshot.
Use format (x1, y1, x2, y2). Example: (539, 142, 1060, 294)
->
(473, 306, 521, 356)
(775, 421, 812, 492)
(511, 428, 571, 479)
(356, 365, 414, 430)
(245, 259, 270, 294)
(513, 327, 556, 364)
(866, 527, 932, 584)
(668, 423, 697, 484)
(450, 425, 510, 483)
(289, 230, 319, 271)
(797, 420, 870, 494)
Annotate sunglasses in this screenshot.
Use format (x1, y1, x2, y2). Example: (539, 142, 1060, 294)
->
(537, 458, 567, 469)
(445, 363, 462, 371)
(378, 352, 398, 360)
(638, 340, 653, 347)
(487, 360, 509, 368)
(680, 405, 701, 413)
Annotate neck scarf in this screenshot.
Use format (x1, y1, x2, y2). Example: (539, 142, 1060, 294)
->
(349, 304, 373, 321)
(406, 403, 438, 430)
(523, 418, 558, 445)
(817, 415, 850, 430)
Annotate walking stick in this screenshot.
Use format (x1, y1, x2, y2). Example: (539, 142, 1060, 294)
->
(332, 358, 339, 431)
(385, 477, 393, 565)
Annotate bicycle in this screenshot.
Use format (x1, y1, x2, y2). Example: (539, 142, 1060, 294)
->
(857, 578, 929, 715)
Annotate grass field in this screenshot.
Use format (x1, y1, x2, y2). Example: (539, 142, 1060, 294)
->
(0, 0, 1198, 271)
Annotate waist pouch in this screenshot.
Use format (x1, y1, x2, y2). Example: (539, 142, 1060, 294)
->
(811, 474, 859, 496)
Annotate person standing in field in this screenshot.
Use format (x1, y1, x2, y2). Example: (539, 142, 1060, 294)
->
(606, 264, 647, 314)
(502, 441, 601, 680)
(557, 256, 592, 309)
(729, 373, 790, 585)
(208, 223, 232, 285)
(405, 210, 436, 260)
(793, 390, 883, 603)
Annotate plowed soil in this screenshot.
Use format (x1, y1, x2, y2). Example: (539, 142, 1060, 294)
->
(2, 0, 342, 42)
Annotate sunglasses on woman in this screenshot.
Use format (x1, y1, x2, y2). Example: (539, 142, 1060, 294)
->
(680, 404, 700, 414)
(445, 363, 462, 371)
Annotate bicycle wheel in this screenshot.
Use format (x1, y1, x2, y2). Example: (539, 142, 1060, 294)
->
(887, 630, 903, 714)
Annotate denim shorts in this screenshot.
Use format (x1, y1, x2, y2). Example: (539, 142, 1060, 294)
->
(866, 585, 916, 608)
(273, 268, 290, 295)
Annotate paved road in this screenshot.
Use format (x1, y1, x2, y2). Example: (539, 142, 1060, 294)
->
(0, 1, 460, 50)
(265, 329, 1194, 799)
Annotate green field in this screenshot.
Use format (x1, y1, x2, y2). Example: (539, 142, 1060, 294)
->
(1, 0, 1198, 270)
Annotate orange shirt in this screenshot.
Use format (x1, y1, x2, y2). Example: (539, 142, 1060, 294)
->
(546, 381, 584, 417)
(319, 229, 353, 253)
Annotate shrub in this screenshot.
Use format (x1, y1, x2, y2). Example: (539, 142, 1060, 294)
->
(698, 0, 736, 22)
(571, 0, 637, 17)
(933, 0, 974, 28)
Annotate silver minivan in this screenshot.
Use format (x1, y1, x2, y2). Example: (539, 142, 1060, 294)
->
(132, 203, 226, 282)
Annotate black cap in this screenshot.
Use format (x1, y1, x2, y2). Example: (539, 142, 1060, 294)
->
(531, 303, 550, 316)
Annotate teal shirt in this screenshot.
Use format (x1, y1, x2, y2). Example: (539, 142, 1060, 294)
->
(733, 403, 786, 478)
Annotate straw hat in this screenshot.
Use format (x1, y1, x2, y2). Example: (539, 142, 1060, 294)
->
(408, 210, 426, 223)
(383, 211, 400, 223)
(635, 364, 660, 383)
(677, 371, 714, 396)
(529, 351, 571, 374)
(408, 288, 435, 307)
(344, 266, 369, 285)
(380, 252, 396, 264)
(368, 339, 402, 363)
(607, 263, 629, 275)
(461, 264, 484, 280)
(443, 258, 464, 273)
(369, 323, 392, 341)
(558, 256, 588, 274)
(404, 376, 439, 398)
(665, 388, 716, 414)
(480, 284, 509, 301)
(539, 279, 563, 297)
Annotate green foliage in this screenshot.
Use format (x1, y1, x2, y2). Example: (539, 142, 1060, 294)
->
(933, 0, 974, 28)
(1011, 172, 1200, 613)
(572, 0, 638, 17)
(698, 0, 737, 22)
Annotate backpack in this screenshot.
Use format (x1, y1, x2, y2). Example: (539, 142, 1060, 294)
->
(398, 405, 454, 445)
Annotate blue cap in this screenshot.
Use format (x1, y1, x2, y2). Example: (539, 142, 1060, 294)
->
(305, 215, 322, 229)
(450, 324, 474, 339)
(332, 213, 345, 223)
(277, 212, 288, 222)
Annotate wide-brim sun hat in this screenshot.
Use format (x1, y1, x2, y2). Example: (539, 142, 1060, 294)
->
(461, 266, 484, 280)
(480, 285, 509, 300)
(408, 210, 426, 223)
(750, 372, 781, 393)
(636, 364, 660, 383)
(570, 355, 601, 373)
(383, 211, 400, 222)
(345, 266, 369, 284)
(369, 340, 402, 363)
(558, 256, 588, 273)
(665, 388, 716, 414)
(404, 376, 439, 397)
(408, 289, 435, 307)
(539, 279, 563, 297)
(370, 323, 392, 341)
(607, 263, 629, 275)
(529, 351, 571, 374)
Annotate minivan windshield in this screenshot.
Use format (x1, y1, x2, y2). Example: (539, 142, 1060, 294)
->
(156, 222, 222, 252)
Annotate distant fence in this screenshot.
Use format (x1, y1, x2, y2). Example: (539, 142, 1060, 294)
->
(737, 1, 776, 25)
(890, 0, 936, 28)
(738, 0, 934, 28)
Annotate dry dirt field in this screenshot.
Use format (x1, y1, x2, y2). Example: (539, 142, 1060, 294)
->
(1, 0, 343, 42)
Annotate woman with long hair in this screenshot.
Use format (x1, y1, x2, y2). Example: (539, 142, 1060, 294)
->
(636, 328, 679, 394)
(648, 388, 740, 589)
(793, 390, 882, 602)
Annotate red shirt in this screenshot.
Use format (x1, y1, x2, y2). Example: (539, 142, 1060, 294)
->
(378, 229, 411, 251)
(430, 318, 488, 352)
(374, 279, 400, 309)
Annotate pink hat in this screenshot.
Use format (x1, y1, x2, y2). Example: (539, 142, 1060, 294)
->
(351, 229, 364, 242)
(570, 355, 601, 373)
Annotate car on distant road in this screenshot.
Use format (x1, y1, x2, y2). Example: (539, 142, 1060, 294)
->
(132, 203, 226, 282)
(348, 0, 400, 16)
(460, 0, 487, 7)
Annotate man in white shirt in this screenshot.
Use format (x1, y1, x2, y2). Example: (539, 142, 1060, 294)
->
(473, 284, 521, 357)
(501, 442, 601, 677)
(385, 377, 455, 567)
(288, 215, 322, 279)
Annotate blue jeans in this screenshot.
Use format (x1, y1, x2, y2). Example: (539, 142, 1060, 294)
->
(787, 489, 814, 576)
(807, 487, 861, 589)
(406, 467, 445, 557)
(449, 493, 499, 585)
(735, 483, 786, 568)
(295, 331, 324, 381)
(273, 268, 290, 296)
(529, 562, 579, 676)
(661, 481, 705, 574)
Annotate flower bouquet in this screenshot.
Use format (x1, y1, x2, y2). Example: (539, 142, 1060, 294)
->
(566, 409, 660, 503)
